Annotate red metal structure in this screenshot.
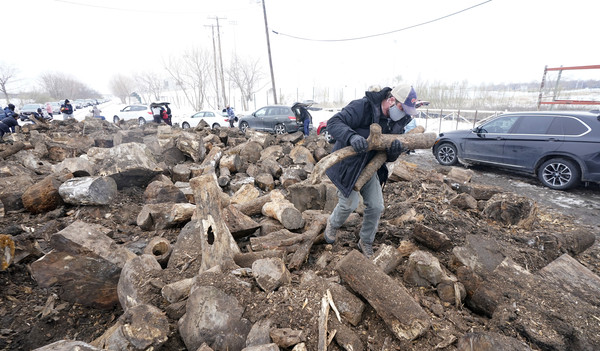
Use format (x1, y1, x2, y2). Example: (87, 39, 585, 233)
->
(537, 65, 600, 109)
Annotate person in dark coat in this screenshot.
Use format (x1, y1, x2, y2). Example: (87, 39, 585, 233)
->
(0, 107, 19, 138)
(4, 103, 17, 120)
(226, 105, 235, 127)
(299, 106, 311, 137)
(60, 99, 74, 120)
(322, 85, 419, 257)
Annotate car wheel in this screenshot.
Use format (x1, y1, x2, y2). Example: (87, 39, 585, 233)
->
(538, 158, 580, 190)
(212, 123, 220, 129)
(240, 121, 249, 133)
(113, 116, 120, 124)
(274, 124, 286, 135)
(435, 143, 458, 166)
(182, 122, 190, 129)
(138, 117, 146, 126)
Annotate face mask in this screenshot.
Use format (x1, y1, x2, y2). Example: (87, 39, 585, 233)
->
(389, 104, 407, 121)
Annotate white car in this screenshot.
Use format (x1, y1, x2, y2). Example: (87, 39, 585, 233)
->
(112, 104, 154, 125)
(174, 110, 231, 129)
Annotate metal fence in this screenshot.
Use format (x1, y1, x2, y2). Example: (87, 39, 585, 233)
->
(416, 108, 504, 134)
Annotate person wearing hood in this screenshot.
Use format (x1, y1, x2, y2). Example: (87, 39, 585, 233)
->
(0, 104, 19, 138)
(60, 99, 74, 120)
(322, 85, 419, 258)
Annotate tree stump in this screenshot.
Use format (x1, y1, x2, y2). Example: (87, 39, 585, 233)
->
(190, 173, 241, 272)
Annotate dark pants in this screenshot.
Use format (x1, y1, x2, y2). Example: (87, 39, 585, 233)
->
(303, 119, 310, 136)
(153, 115, 162, 123)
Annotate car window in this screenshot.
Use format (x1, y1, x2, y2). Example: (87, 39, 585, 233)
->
(123, 106, 132, 112)
(547, 116, 589, 136)
(512, 116, 554, 134)
(135, 106, 147, 111)
(192, 112, 202, 118)
(205, 112, 215, 117)
(480, 116, 519, 133)
(255, 108, 267, 117)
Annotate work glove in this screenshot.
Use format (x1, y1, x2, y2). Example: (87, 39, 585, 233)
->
(386, 139, 403, 162)
(349, 134, 368, 153)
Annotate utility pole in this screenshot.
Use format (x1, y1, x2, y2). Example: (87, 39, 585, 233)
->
(205, 24, 220, 109)
(210, 16, 228, 107)
(262, 0, 277, 104)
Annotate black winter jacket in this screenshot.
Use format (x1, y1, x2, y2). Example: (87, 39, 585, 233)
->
(0, 115, 18, 133)
(326, 87, 398, 197)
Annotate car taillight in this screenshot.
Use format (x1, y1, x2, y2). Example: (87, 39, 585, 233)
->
(288, 116, 296, 120)
(147, 111, 153, 115)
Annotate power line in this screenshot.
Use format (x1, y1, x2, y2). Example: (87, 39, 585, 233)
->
(272, 0, 492, 42)
(53, 0, 255, 15)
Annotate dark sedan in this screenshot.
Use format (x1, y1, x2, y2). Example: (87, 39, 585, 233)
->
(432, 110, 600, 190)
(238, 103, 311, 134)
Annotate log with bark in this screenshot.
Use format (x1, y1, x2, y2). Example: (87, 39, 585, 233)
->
(353, 126, 425, 191)
(0, 141, 25, 160)
(310, 124, 436, 184)
(335, 250, 431, 341)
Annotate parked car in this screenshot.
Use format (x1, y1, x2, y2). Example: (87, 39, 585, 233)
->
(238, 103, 312, 134)
(112, 104, 154, 125)
(317, 120, 335, 143)
(173, 110, 229, 129)
(432, 110, 600, 190)
(19, 103, 45, 120)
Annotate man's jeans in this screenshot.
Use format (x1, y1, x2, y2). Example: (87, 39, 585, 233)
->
(328, 173, 384, 244)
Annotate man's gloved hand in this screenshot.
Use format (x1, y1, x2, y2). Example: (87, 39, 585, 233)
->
(349, 134, 368, 153)
(386, 139, 403, 161)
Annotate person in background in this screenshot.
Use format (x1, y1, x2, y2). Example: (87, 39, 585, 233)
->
(163, 103, 172, 126)
(226, 105, 236, 128)
(45, 102, 53, 117)
(0, 106, 19, 138)
(152, 104, 163, 123)
(322, 85, 419, 258)
(299, 106, 311, 137)
(4, 104, 18, 120)
(92, 105, 105, 120)
(60, 99, 74, 120)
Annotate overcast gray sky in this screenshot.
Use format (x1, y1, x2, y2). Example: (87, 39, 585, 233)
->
(5, 0, 600, 95)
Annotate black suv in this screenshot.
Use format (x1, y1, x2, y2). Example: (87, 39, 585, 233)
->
(432, 110, 600, 190)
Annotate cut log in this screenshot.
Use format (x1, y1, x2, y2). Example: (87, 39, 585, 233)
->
(161, 277, 196, 304)
(218, 166, 231, 187)
(353, 151, 387, 191)
(137, 203, 196, 231)
(412, 223, 452, 251)
(222, 204, 261, 239)
(353, 126, 425, 191)
(0, 141, 25, 160)
(91, 304, 169, 350)
(143, 236, 172, 266)
(22, 176, 64, 214)
(234, 193, 271, 216)
(233, 250, 286, 268)
(58, 176, 118, 205)
(262, 195, 305, 230)
(288, 214, 328, 270)
(335, 250, 430, 341)
(190, 173, 241, 272)
(220, 153, 241, 172)
(311, 124, 437, 184)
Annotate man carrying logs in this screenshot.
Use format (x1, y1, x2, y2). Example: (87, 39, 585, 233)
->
(322, 85, 426, 258)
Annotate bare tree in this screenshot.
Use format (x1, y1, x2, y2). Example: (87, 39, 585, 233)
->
(38, 72, 99, 100)
(227, 54, 266, 111)
(163, 47, 211, 111)
(109, 74, 136, 103)
(0, 62, 18, 103)
(134, 71, 164, 103)
(40, 72, 65, 99)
